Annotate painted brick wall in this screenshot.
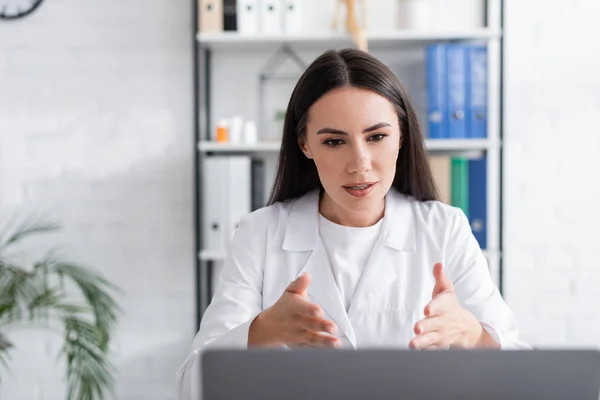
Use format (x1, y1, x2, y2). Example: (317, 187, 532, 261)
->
(0, 0, 195, 399)
(503, 0, 600, 348)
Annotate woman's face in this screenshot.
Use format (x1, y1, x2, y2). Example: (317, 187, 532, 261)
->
(299, 86, 402, 225)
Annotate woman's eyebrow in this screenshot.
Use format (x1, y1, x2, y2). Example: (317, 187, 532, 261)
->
(363, 122, 391, 133)
(317, 122, 391, 135)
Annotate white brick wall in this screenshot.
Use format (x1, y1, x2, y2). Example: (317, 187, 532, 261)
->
(503, 0, 600, 348)
(0, 0, 195, 399)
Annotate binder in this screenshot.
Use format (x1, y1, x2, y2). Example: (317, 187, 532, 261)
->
(202, 157, 225, 252)
(451, 157, 469, 217)
(251, 158, 266, 211)
(259, 0, 282, 34)
(223, 0, 238, 31)
(226, 156, 252, 245)
(202, 156, 252, 252)
(426, 44, 448, 139)
(282, 0, 303, 34)
(199, 0, 223, 32)
(428, 155, 451, 205)
(466, 44, 488, 138)
(446, 43, 467, 138)
(468, 157, 487, 249)
(237, 0, 259, 35)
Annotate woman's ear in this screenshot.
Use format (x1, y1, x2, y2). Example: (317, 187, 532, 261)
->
(399, 135, 404, 149)
(298, 136, 313, 159)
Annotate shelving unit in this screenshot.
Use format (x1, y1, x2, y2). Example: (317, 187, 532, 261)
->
(197, 138, 497, 154)
(193, 1, 504, 329)
(196, 28, 501, 50)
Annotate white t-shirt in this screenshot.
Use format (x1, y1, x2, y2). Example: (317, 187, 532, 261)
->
(318, 214, 383, 312)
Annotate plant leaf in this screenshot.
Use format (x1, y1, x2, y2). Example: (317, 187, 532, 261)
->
(0, 333, 13, 352)
(0, 262, 35, 323)
(53, 303, 89, 315)
(51, 261, 121, 350)
(0, 219, 120, 399)
(62, 316, 115, 400)
(0, 220, 59, 249)
(0, 332, 13, 381)
(28, 288, 66, 322)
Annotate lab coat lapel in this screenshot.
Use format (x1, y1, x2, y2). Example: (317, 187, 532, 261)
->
(347, 190, 417, 318)
(300, 237, 357, 348)
(282, 190, 357, 348)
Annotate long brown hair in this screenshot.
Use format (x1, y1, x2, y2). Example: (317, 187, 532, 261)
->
(268, 48, 439, 205)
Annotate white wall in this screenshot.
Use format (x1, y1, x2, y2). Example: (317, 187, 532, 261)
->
(0, 1, 195, 399)
(503, 0, 600, 347)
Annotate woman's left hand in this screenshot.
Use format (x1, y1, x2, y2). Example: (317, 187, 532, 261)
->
(409, 263, 485, 350)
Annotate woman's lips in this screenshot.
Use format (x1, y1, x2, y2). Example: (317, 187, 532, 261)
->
(343, 182, 377, 198)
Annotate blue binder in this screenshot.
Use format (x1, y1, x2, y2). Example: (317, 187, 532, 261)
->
(446, 43, 467, 139)
(466, 44, 488, 138)
(426, 44, 448, 139)
(468, 157, 487, 249)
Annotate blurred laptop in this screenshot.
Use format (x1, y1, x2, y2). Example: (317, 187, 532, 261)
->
(201, 348, 600, 400)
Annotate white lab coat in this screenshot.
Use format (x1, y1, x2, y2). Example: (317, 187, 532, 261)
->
(177, 188, 529, 400)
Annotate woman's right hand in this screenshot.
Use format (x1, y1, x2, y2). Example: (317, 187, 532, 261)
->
(248, 272, 341, 349)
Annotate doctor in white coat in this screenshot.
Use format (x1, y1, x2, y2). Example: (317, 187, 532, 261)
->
(177, 48, 529, 399)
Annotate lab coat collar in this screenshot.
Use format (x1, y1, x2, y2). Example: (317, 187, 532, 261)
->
(282, 189, 320, 251)
(381, 188, 417, 252)
(282, 188, 416, 252)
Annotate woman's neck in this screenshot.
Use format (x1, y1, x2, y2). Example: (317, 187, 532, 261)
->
(319, 192, 385, 227)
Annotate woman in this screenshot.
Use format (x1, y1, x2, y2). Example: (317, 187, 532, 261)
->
(177, 48, 528, 399)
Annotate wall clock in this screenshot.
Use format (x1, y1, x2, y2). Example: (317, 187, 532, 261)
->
(0, 0, 44, 20)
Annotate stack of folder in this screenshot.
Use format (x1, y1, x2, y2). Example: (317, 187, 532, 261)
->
(425, 42, 488, 250)
(199, 0, 303, 35)
(426, 42, 488, 140)
(202, 156, 266, 254)
(428, 155, 487, 250)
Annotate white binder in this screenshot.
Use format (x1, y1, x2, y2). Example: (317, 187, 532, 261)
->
(202, 156, 252, 253)
(225, 156, 252, 246)
(282, 0, 303, 34)
(259, 0, 282, 34)
(202, 157, 224, 252)
(237, 0, 259, 35)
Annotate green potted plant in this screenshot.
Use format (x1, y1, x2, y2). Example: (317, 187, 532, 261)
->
(0, 217, 121, 400)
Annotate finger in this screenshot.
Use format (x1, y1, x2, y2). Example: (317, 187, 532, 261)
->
(409, 331, 442, 350)
(304, 330, 342, 348)
(295, 299, 324, 319)
(413, 316, 444, 335)
(423, 293, 452, 317)
(296, 343, 318, 349)
(424, 344, 447, 351)
(438, 333, 462, 349)
(432, 263, 454, 297)
(286, 272, 311, 296)
(303, 316, 338, 335)
(296, 341, 336, 350)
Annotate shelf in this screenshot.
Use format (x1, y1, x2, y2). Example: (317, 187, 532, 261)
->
(425, 138, 496, 152)
(196, 29, 502, 51)
(199, 250, 228, 262)
(198, 139, 497, 154)
(199, 249, 500, 262)
(198, 141, 281, 152)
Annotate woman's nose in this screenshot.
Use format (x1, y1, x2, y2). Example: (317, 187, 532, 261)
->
(347, 145, 372, 174)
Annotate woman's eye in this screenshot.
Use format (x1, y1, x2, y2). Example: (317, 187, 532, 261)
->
(323, 138, 344, 147)
(368, 133, 387, 142)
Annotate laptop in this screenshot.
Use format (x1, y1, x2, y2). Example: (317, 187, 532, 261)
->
(201, 348, 600, 400)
